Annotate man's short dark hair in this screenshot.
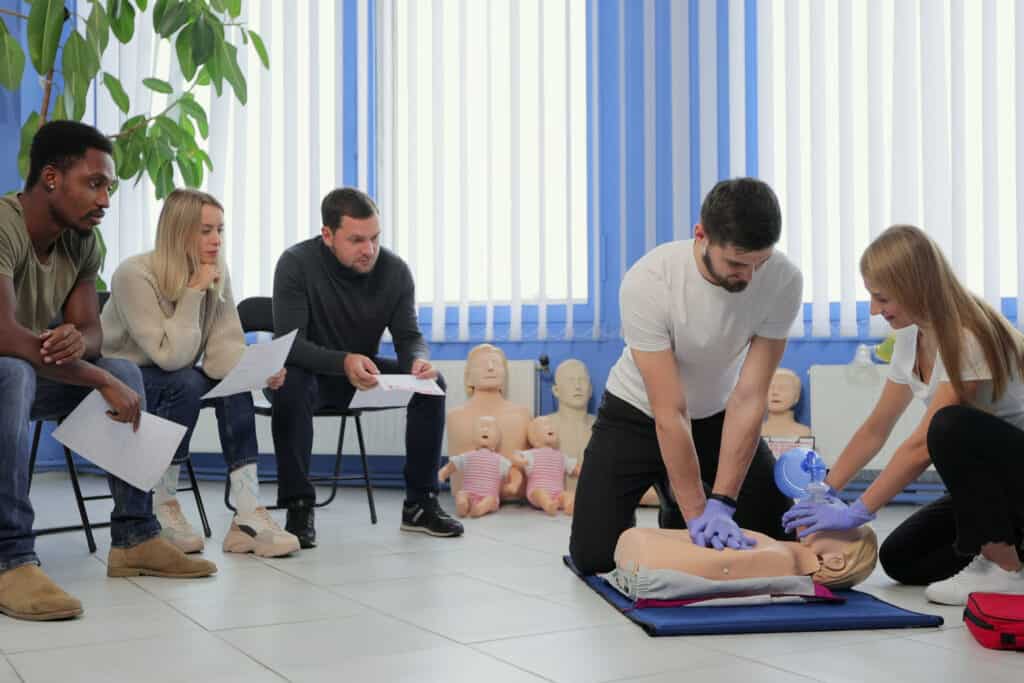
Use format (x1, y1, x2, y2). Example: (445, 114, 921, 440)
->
(25, 120, 114, 190)
(321, 187, 378, 231)
(699, 177, 782, 251)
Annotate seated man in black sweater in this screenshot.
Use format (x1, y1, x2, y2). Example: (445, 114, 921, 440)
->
(271, 188, 463, 547)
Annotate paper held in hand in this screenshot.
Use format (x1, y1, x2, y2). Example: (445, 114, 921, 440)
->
(51, 390, 188, 492)
(349, 374, 445, 410)
(201, 330, 298, 400)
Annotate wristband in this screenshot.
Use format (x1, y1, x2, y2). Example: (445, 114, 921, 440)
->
(708, 493, 738, 509)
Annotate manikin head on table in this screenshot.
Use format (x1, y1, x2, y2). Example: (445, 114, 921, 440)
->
(768, 369, 802, 415)
(464, 343, 511, 398)
(526, 416, 560, 450)
(552, 359, 592, 413)
(471, 415, 502, 452)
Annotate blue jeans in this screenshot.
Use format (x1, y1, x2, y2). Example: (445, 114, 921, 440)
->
(0, 356, 160, 571)
(139, 366, 259, 471)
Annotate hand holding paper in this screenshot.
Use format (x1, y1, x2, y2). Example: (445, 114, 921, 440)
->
(52, 390, 188, 492)
(201, 330, 297, 400)
(349, 374, 446, 409)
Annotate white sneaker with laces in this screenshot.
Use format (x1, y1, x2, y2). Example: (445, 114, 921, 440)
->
(925, 555, 1024, 606)
(155, 499, 204, 554)
(223, 507, 300, 557)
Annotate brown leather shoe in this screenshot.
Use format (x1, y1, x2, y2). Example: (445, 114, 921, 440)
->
(0, 564, 83, 621)
(107, 537, 217, 579)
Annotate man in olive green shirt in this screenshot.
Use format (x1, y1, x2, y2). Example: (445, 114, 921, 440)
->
(0, 121, 214, 623)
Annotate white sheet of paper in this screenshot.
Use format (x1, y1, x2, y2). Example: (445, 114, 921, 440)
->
(348, 374, 445, 409)
(51, 390, 188, 492)
(201, 330, 297, 400)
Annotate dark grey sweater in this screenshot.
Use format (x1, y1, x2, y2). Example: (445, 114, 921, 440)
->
(272, 237, 427, 375)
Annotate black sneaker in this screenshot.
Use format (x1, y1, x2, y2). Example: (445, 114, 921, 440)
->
(285, 500, 316, 549)
(401, 496, 464, 537)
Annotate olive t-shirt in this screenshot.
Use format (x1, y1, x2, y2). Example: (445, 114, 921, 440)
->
(0, 194, 101, 333)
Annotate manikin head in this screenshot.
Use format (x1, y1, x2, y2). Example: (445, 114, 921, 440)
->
(804, 526, 879, 590)
(25, 120, 116, 236)
(464, 343, 510, 397)
(526, 416, 559, 449)
(552, 359, 592, 412)
(767, 368, 802, 415)
(472, 415, 502, 451)
(320, 187, 381, 274)
(693, 178, 781, 293)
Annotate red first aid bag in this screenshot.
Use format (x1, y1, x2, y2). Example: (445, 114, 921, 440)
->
(963, 592, 1024, 651)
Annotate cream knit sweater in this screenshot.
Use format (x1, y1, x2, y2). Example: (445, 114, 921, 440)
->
(100, 253, 245, 379)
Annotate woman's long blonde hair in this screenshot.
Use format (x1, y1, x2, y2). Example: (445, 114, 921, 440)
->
(860, 225, 1024, 401)
(151, 188, 227, 302)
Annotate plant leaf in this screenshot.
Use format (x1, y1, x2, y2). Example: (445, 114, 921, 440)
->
(175, 24, 196, 79)
(152, 0, 170, 33)
(178, 96, 208, 138)
(0, 20, 26, 90)
(86, 2, 110, 54)
(209, 0, 226, 14)
(156, 162, 175, 199)
(219, 42, 246, 105)
(18, 112, 41, 180)
(102, 72, 130, 113)
(157, 2, 190, 37)
(27, 0, 66, 75)
(134, 0, 148, 11)
(225, 0, 241, 19)
(109, 0, 136, 43)
(61, 32, 99, 120)
(142, 77, 174, 94)
(248, 29, 269, 69)
(51, 91, 68, 120)
(191, 14, 215, 65)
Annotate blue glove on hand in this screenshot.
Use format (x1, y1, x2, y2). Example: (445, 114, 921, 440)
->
(688, 499, 757, 551)
(781, 496, 876, 538)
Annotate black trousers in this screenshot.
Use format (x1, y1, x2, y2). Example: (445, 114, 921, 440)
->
(270, 359, 446, 507)
(569, 391, 793, 574)
(881, 404, 1024, 584)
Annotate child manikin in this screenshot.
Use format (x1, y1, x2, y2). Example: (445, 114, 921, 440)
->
(438, 415, 511, 518)
(512, 416, 579, 515)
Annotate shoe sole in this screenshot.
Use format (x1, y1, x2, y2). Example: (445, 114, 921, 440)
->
(223, 537, 301, 558)
(400, 523, 464, 538)
(0, 605, 83, 621)
(106, 567, 217, 579)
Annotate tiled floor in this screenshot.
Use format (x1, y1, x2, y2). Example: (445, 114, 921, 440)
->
(4, 473, 1020, 682)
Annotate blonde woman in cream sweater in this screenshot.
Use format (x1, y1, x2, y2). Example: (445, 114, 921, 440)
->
(102, 189, 298, 558)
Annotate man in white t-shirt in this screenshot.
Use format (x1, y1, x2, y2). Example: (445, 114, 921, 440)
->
(569, 178, 803, 574)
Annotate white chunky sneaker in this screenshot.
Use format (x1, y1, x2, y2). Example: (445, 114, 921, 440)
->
(222, 507, 301, 558)
(155, 499, 204, 554)
(925, 555, 1024, 606)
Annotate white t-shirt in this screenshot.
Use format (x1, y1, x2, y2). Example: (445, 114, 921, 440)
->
(606, 240, 803, 419)
(887, 325, 1024, 430)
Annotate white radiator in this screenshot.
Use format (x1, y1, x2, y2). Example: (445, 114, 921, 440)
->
(809, 364, 927, 470)
(188, 359, 537, 457)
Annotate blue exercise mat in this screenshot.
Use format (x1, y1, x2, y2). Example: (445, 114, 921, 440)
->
(563, 556, 944, 637)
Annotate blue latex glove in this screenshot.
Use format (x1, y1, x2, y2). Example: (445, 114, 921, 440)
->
(688, 499, 757, 551)
(782, 496, 876, 538)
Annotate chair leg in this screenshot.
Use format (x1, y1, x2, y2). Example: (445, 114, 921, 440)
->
(64, 448, 97, 554)
(27, 421, 43, 496)
(315, 416, 346, 508)
(184, 459, 212, 538)
(354, 415, 377, 525)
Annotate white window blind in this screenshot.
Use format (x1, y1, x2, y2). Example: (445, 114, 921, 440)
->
(378, 0, 589, 342)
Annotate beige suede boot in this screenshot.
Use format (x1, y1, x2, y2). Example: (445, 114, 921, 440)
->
(107, 537, 217, 578)
(0, 564, 83, 621)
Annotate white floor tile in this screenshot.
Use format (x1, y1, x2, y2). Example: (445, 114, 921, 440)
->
(8, 631, 281, 683)
(218, 613, 453, 678)
(0, 602, 201, 655)
(327, 574, 524, 613)
(0, 658, 18, 683)
(473, 623, 723, 683)
(617, 659, 823, 683)
(758, 635, 1024, 683)
(167, 582, 367, 631)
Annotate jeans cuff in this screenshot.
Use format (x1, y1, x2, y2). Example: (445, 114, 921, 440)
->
(0, 554, 41, 573)
(110, 525, 161, 549)
(227, 458, 260, 473)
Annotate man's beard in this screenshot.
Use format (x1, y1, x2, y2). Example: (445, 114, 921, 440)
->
(702, 248, 748, 293)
